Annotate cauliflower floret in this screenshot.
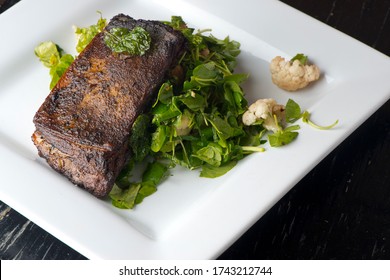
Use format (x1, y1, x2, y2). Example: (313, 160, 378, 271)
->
(270, 55, 320, 91)
(242, 98, 285, 132)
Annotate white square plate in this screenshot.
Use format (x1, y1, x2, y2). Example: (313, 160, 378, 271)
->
(1, 0, 389, 259)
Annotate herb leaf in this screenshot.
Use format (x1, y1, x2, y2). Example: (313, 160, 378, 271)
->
(104, 26, 151, 55)
(285, 98, 302, 123)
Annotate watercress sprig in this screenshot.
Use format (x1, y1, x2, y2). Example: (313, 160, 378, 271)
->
(286, 99, 339, 130)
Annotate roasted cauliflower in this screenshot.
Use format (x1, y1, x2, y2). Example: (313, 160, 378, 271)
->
(270, 54, 320, 91)
(242, 98, 285, 133)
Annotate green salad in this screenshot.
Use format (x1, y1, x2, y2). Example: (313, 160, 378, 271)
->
(34, 13, 337, 209)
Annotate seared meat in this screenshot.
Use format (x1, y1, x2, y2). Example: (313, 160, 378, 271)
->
(32, 14, 186, 197)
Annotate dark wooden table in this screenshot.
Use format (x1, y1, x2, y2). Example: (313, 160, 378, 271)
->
(1, 0, 389, 260)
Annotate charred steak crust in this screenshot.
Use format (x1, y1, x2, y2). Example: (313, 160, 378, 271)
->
(32, 14, 187, 198)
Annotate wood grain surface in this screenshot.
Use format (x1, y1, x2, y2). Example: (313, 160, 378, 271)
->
(1, 0, 389, 259)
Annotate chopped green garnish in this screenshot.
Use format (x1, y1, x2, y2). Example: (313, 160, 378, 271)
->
(104, 26, 151, 55)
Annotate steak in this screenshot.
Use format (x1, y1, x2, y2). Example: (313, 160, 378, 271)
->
(32, 14, 186, 197)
